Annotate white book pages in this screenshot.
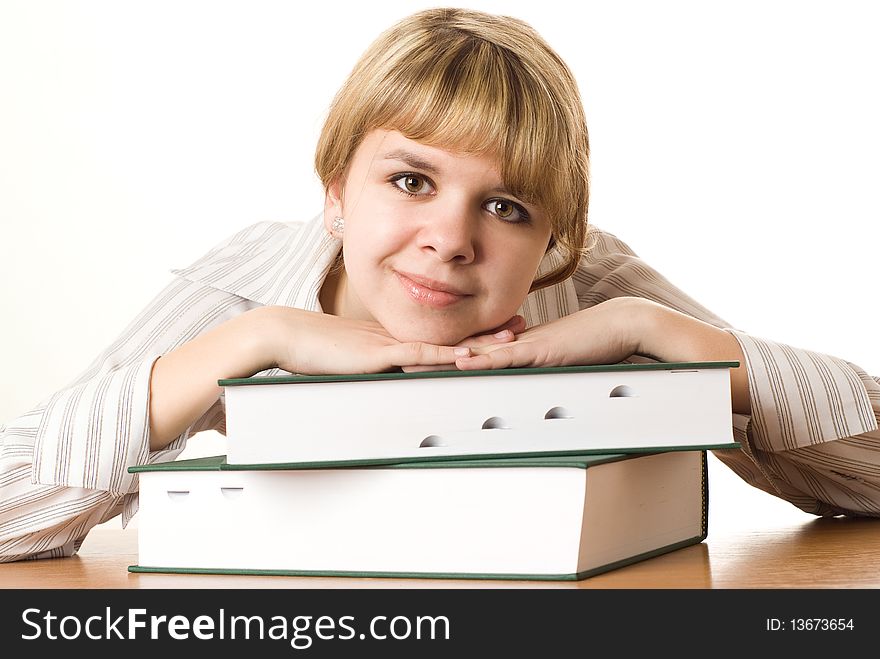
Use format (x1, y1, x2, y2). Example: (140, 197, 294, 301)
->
(135, 451, 704, 578)
(224, 366, 734, 465)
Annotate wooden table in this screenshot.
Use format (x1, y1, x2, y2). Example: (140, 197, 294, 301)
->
(3, 515, 879, 589)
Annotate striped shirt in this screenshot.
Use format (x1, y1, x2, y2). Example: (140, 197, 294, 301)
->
(1, 213, 878, 561)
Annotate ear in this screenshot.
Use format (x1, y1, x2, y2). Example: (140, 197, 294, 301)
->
(323, 176, 345, 236)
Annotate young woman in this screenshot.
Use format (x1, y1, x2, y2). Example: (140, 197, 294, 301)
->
(1, 7, 877, 562)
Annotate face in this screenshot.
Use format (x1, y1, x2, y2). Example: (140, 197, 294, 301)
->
(322, 129, 553, 345)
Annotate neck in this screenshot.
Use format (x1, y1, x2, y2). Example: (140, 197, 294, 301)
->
(319, 265, 346, 316)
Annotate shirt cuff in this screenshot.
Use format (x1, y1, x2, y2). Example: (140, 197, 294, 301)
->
(32, 355, 161, 496)
(724, 328, 878, 452)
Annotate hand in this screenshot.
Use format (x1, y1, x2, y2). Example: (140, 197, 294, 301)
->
(453, 298, 646, 371)
(400, 315, 527, 373)
(258, 306, 473, 375)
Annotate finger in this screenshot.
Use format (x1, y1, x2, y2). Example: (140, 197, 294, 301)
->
(507, 314, 527, 334)
(458, 327, 519, 349)
(402, 363, 460, 373)
(455, 315, 526, 348)
(493, 314, 526, 334)
(388, 342, 471, 367)
(455, 345, 520, 371)
(481, 314, 526, 336)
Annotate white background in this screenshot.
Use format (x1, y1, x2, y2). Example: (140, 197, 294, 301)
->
(1, 0, 878, 532)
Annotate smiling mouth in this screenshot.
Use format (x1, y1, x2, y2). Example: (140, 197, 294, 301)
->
(395, 272, 471, 308)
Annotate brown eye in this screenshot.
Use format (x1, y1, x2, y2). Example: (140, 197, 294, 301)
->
(392, 174, 433, 196)
(493, 201, 514, 218)
(404, 175, 424, 193)
(483, 198, 529, 223)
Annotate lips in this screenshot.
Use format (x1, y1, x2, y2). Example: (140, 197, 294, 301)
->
(395, 271, 472, 308)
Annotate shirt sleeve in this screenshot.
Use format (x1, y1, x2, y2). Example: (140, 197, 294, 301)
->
(0, 276, 262, 562)
(574, 226, 880, 517)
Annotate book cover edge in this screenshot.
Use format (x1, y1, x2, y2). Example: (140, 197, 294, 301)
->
(126, 533, 706, 582)
(218, 360, 740, 387)
(128, 447, 730, 473)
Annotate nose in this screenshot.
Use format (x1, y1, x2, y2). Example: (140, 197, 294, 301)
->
(417, 203, 476, 264)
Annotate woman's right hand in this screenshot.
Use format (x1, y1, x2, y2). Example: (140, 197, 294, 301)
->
(149, 305, 519, 450)
(254, 306, 471, 375)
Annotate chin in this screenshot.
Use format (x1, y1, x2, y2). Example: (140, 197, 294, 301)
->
(381, 317, 473, 347)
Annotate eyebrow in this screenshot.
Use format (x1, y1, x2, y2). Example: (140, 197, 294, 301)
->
(380, 149, 441, 175)
(380, 148, 519, 199)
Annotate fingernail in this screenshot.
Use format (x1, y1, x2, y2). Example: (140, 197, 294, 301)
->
(494, 329, 511, 339)
(454, 347, 471, 357)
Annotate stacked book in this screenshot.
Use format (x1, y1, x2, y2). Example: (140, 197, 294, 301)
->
(129, 361, 740, 581)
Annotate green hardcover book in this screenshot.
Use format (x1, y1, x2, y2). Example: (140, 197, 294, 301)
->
(218, 361, 740, 468)
(128, 450, 708, 581)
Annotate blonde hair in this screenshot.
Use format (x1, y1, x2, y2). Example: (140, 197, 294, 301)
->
(315, 7, 590, 290)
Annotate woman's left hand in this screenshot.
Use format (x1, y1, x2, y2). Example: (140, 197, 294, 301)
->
(384, 295, 752, 411)
(454, 297, 649, 370)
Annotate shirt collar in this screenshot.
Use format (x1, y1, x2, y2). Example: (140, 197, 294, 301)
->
(171, 213, 341, 311)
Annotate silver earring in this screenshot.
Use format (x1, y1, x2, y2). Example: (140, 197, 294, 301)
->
(331, 216, 345, 234)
